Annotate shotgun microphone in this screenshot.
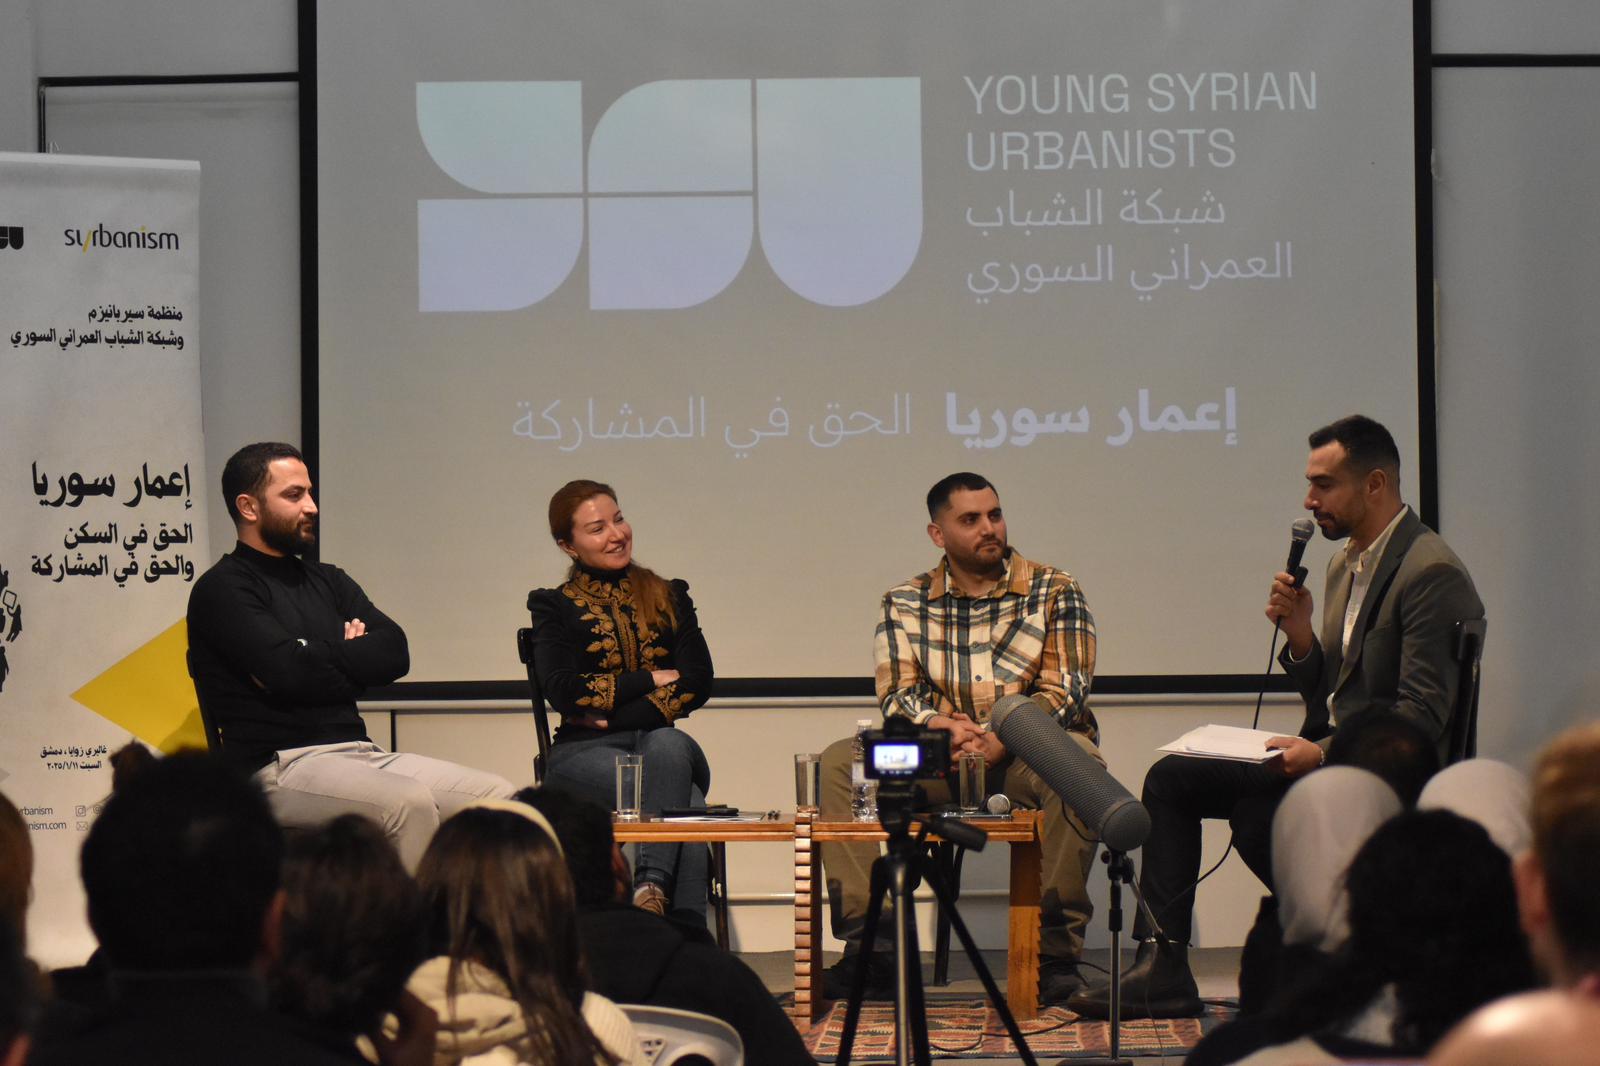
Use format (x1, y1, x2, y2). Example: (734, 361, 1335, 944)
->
(989, 695, 1150, 851)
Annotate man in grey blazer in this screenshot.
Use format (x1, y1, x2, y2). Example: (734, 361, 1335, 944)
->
(1071, 414, 1483, 1018)
(1271, 420, 1482, 766)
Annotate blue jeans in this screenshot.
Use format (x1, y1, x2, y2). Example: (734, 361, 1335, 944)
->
(544, 727, 712, 922)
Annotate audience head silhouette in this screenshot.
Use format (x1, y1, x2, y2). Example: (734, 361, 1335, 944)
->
(270, 815, 426, 1041)
(515, 786, 625, 908)
(1328, 710, 1440, 806)
(415, 804, 616, 1066)
(80, 750, 282, 971)
(1521, 721, 1600, 984)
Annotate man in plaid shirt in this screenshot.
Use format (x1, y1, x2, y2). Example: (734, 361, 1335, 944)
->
(817, 472, 1106, 1004)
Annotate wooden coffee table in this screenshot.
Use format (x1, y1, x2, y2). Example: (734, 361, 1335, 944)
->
(611, 813, 797, 950)
(793, 809, 1042, 1023)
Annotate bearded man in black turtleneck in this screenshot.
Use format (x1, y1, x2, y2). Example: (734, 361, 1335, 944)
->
(186, 442, 513, 869)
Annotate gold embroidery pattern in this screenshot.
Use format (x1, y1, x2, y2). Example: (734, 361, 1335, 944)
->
(564, 579, 626, 670)
(567, 570, 635, 606)
(610, 601, 640, 671)
(564, 572, 681, 718)
(648, 686, 695, 723)
(578, 673, 616, 710)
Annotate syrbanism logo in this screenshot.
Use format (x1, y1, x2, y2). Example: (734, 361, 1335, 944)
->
(63, 224, 181, 253)
(0, 226, 22, 250)
(416, 77, 923, 312)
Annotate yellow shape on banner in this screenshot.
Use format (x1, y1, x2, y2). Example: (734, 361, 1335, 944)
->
(71, 619, 207, 754)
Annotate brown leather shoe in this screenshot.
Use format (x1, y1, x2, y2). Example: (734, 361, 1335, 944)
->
(633, 882, 669, 917)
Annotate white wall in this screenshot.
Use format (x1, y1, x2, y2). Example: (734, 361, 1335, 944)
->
(1433, 66, 1600, 764)
(5, 0, 1599, 956)
(1433, 2, 1600, 53)
(0, 5, 36, 152)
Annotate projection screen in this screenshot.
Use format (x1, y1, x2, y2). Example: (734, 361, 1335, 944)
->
(313, 0, 1422, 685)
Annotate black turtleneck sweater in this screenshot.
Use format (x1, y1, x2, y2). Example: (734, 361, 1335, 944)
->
(527, 565, 713, 742)
(186, 542, 409, 770)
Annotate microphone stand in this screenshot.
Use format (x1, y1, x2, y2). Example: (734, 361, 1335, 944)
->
(1055, 849, 1142, 1066)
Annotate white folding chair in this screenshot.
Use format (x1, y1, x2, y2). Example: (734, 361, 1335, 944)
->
(620, 1005, 744, 1066)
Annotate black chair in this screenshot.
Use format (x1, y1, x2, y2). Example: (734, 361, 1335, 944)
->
(184, 648, 225, 753)
(515, 627, 554, 785)
(1448, 618, 1487, 763)
(516, 626, 732, 948)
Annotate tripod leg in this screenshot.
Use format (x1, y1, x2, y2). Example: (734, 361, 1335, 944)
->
(836, 855, 891, 1065)
(924, 864, 1040, 1066)
(884, 855, 933, 1066)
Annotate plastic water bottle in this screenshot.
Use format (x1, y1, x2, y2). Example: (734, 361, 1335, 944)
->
(851, 718, 878, 822)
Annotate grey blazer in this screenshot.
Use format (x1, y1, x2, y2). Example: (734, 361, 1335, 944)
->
(1279, 508, 1483, 765)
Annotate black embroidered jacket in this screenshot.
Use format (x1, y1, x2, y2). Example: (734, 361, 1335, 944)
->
(527, 566, 714, 742)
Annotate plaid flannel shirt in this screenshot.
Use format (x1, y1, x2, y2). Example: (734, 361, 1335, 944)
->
(873, 549, 1098, 744)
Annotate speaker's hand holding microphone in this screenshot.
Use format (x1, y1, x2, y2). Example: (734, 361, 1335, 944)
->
(1266, 518, 1317, 657)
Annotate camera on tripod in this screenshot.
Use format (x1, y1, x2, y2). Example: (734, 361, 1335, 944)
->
(859, 717, 950, 826)
(861, 717, 950, 782)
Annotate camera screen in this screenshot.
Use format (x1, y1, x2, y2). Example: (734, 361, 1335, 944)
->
(871, 742, 922, 774)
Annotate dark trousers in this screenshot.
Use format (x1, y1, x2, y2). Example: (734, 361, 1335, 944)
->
(1132, 754, 1291, 945)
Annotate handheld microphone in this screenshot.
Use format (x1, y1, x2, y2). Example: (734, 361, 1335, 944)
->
(985, 794, 1013, 816)
(989, 695, 1150, 851)
(1286, 517, 1316, 589)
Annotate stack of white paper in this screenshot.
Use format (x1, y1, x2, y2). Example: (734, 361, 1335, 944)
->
(1158, 724, 1285, 763)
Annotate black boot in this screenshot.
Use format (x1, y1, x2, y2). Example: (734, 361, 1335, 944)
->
(1066, 938, 1203, 1019)
(821, 950, 895, 1001)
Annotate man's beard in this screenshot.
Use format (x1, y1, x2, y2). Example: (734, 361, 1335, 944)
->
(1315, 513, 1352, 541)
(260, 512, 316, 556)
(958, 538, 1007, 572)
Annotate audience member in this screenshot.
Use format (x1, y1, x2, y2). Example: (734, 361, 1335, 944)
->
(1272, 768, 1402, 957)
(271, 815, 431, 1061)
(0, 793, 30, 946)
(44, 743, 170, 1014)
(1325, 709, 1439, 806)
(1235, 717, 1433, 1015)
(0, 794, 40, 1066)
(518, 786, 813, 1065)
(1203, 768, 1402, 1054)
(1426, 722, 1600, 1065)
(1189, 809, 1535, 1066)
(1429, 990, 1600, 1066)
(1513, 721, 1600, 990)
(28, 751, 358, 1066)
(0, 921, 36, 1066)
(1417, 758, 1532, 857)
(410, 800, 637, 1065)
(107, 741, 158, 794)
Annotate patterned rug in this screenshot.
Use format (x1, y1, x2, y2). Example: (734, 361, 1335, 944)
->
(800, 997, 1234, 1061)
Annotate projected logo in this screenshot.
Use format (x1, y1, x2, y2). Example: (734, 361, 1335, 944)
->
(416, 78, 922, 311)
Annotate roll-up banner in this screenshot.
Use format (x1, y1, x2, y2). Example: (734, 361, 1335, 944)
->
(0, 152, 207, 965)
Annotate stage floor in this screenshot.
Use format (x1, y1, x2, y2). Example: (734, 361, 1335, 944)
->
(742, 946, 1243, 1064)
